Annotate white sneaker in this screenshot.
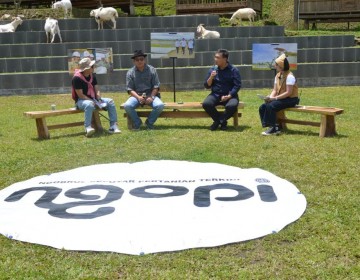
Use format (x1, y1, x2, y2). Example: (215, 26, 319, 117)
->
(109, 124, 121, 134)
(85, 126, 95, 137)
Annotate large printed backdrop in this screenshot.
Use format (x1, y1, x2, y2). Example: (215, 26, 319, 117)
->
(0, 161, 306, 255)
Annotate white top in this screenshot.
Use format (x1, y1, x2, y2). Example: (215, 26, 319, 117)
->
(274, 74, 296, 86)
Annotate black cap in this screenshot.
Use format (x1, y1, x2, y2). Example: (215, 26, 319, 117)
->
(131, 50, 147, 59)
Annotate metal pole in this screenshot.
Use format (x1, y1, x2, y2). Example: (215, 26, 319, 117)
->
(298, 0, 301, 30)
(171, 57, 176, 102)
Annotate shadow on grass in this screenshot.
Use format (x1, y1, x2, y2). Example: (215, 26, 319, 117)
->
(283, 129, 348, 138)
(29, 126, 252, 139)
(149, 124, 252, 132)
(30, 131, 118, 141)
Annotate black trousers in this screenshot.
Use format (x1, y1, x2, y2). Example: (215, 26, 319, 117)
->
(259, 97, 299, 127)
(202, 94, 239, 122)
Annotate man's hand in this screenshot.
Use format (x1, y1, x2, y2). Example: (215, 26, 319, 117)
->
(145, 97, 153, 105)
(138, 95, 146, 105)
(210, 70, 217, 78)
(220, 94, 232, 102)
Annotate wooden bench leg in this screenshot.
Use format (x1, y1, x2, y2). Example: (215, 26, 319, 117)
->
(276, 110, 288, 130)
(92, 111, 103, 132)
(35, 118, 50, 139)
(123, 113, 135, 130)
(127, 116, 133, 130)
(233, 109, 238, 128)
(320, 115, 336, 137)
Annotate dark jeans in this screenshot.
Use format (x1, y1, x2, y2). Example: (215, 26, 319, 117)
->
(202, 94, 239, 123)
(259, 97, 299, 127)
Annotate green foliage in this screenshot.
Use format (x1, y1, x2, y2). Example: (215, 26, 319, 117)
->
(0, 87, 359, 279)
(3, 0, 359, 36)
(135, 0, 176, 16)
(135, 0, 360, 36)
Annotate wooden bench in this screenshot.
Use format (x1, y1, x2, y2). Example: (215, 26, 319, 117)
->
(24, 108, 103, 139)
(120, 102, 245, 130)
(276, 105, 344, 137)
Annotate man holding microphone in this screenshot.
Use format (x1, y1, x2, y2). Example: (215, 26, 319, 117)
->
(202, 49, 242, 131)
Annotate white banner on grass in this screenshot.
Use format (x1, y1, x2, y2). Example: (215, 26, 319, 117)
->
(0, 161, 306, 255)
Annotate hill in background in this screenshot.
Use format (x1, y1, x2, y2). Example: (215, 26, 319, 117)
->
(0, 0, 359, 35)
(136, 0, 359, 34)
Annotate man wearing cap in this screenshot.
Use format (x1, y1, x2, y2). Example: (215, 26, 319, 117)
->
(202, 49, 241, 131)
(124, 50, 164, 130)
(72, 57, 121, 137)
(68, 51, 80, 74)
(259, 53, 299, 135)
(83, 50, 91, 58)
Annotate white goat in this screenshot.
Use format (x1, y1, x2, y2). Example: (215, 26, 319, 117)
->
(44, 17, 62, 43)
(0, 16, 23, 33)
(0, 14, 11, 20)
(196, 24, 220, 39)
(52, 0, 72, 19)
(90, 7, 118, 30)
(229, 8, 257, 26)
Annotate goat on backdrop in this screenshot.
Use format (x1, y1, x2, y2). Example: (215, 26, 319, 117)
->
(196, 24, 220, 39)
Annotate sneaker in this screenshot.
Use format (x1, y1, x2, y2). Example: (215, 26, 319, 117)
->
(145, 119, 154, 130)
(85, 126, 95, 137)
(220, 120, 228, 131)
(109, 124, 121, 134)
(210, 121, 220, 131)
(261, 126, 281, 136)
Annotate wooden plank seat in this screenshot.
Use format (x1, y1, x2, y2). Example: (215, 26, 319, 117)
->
(24, 108, 103, 139)
(120, 101, 245, 130)
(276, 105, 344, 137)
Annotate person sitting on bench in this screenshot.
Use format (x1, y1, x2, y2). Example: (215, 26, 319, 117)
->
(72, 57, 121, 137)
(123, 50, 164, 130)
(259, 54, 299, 136)
(202, 49, 242, 131)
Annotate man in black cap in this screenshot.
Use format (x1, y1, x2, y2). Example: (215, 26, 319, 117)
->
(123, 50, 164, 130)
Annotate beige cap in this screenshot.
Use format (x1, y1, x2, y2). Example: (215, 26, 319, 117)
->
(78, 57, 96, 72)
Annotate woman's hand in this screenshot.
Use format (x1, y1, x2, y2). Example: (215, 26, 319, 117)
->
(265, 96, 277, 102)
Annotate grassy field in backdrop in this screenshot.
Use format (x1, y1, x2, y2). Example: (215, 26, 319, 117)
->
(0, 86, 359, 279)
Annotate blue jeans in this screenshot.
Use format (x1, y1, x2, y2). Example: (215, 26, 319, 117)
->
(123, 96, 164, 128)
(259, 97, 299, 127)
(77, 98, 118, 128)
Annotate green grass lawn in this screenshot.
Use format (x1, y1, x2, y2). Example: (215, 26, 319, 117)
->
(0, 87, 359, 279)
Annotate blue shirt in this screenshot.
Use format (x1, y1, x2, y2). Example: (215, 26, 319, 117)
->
(204, 63, 241, 98)
(126, 64, 160, 95)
